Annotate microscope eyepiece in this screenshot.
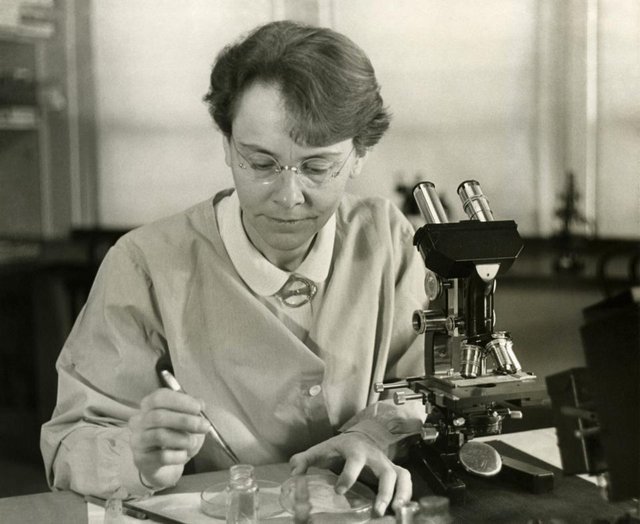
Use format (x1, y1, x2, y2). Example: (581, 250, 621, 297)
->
(457, 180, 494, 222)
(413, 181, 449, 224)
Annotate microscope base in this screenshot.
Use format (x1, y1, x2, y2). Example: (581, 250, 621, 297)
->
(499, 454, 554, 493)
(410, 439, 555, 504)
(410, 441, 466, 504)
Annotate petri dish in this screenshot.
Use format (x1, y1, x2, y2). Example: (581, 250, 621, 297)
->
(280, 473, 374, 521)
(200, 480, 283, 519)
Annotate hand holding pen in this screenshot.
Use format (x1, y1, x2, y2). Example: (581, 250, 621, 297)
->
(128, 372, 215, 490)
(158, 369, 239, 464)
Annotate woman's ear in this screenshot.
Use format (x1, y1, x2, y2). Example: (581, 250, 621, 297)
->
(349, 150, 369, 179)
(222, 135, 232, 167)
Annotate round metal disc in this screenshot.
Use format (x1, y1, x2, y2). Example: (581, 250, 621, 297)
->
(424, 271, 442, 301)
(458, 441, 502, 477)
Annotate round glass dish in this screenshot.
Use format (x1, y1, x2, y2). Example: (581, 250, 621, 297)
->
(279, 474, 374, 521)
(200, 480, 283, 519)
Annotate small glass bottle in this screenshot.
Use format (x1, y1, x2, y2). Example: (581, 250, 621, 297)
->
(226, 464, 259, 524)
(414, 495, 453, 524)
(292, 475, 312, 524)
(394, 500, 420, 523)
(103, 498, 125, 524)
(103, 487, 127, 524)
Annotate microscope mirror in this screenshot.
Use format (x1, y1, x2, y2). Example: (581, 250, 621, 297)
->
(458, 441, 502, 478)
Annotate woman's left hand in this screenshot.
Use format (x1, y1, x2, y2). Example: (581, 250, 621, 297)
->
(288, 432, 412, 517)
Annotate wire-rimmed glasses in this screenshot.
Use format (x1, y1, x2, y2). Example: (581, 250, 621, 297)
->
(230, 137, 354, 188)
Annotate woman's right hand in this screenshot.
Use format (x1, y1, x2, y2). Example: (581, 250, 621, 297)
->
(128, 388, 211, 490)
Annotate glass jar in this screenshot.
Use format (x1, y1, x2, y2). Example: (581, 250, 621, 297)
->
(226, 464, 259, 524)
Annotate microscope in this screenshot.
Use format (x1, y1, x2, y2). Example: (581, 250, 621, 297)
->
(376, 180, 550, 503)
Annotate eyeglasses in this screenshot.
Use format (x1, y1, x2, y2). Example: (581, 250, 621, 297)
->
(230, 136, 354, 188)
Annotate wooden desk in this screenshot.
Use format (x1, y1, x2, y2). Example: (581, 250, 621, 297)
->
(0, 464, 394, 524)
(0, 430, 634, 523)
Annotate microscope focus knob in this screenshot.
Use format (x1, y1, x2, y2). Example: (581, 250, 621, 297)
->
(373, 379, 410, 393)
(424, 271, 443, 301)
(420, 425, 439, 443)
(393, 391, 425, 405)
(412, 310, 447, 334)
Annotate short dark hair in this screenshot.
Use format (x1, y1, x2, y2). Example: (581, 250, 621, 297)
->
(203, 20, 390, 156)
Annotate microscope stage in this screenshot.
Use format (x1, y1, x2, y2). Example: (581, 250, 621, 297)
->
(422, 372, 548, 412)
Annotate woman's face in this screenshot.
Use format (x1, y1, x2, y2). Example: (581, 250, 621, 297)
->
(223, 82, 364, 271)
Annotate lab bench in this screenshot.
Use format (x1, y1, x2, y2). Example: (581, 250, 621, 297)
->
(0, 432, 635, 523)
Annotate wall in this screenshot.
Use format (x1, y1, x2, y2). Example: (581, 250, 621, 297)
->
(337, 0, 541, 232)
(92, 0, 272, 226)
(90, 0, 640, 237)
(595, 0, 640, 237)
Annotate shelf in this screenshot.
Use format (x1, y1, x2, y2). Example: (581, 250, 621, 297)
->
(0, 24, 54, 41)
(0, 106, 38, 130)
(0, 1, 56, 41)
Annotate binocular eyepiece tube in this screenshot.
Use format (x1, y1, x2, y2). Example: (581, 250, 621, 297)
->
(457, 180, 494, 222)
(413, 182, 449, 224)
(413, 180, 495, 223)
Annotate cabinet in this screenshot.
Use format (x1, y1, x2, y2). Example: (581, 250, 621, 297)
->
(0, 0, 97, 240)
(0, 35, 44, 237)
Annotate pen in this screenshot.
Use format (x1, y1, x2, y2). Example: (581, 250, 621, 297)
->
(159, 369, 240, 464)
(84, 495, 148, 520)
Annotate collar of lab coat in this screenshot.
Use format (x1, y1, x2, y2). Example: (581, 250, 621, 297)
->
(217, 190, 335, 297)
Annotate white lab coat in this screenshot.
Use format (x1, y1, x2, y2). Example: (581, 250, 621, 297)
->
(41, 191, 426, 498)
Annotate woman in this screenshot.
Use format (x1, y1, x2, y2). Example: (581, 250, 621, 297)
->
(41, 20, 426, 517)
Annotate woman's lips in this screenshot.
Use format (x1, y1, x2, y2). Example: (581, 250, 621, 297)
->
(267, 216, 314, 224)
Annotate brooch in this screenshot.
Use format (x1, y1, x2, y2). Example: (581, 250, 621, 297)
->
(275, 274, 318, 308)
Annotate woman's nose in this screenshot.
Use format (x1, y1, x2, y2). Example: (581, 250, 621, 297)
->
(271, 169, 305, 208)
